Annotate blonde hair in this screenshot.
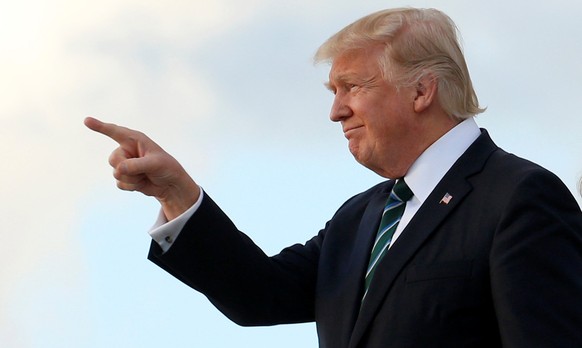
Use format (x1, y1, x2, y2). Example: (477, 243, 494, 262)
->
(314, 8, 485, 120)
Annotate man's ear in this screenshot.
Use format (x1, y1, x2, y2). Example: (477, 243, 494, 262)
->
(413, 74, 438, 113)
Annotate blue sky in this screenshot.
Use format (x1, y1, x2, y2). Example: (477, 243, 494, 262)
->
(1, 0, 581, 347)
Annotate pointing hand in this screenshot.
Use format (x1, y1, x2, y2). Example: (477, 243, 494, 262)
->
(84, 116, 200, 220)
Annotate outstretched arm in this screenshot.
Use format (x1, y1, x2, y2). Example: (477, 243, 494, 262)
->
(84, 116, 200, 220)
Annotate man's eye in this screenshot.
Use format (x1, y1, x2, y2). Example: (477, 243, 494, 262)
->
(346, 84, 358, 91)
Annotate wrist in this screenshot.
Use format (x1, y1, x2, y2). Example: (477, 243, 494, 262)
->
(158, 178, 200, 221)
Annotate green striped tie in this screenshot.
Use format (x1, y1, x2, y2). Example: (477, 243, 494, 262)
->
(363, 179, 413, 300)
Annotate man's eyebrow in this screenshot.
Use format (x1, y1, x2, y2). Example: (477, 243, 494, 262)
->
(325, 74, 376, 91)
(324, 74, 352, 91)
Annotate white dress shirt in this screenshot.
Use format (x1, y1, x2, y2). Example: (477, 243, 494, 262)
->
(149, 117, 481, 253)
(389, 117, 480, 248)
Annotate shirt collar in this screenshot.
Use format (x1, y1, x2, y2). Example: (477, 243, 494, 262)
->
(404, 117, 481, 204)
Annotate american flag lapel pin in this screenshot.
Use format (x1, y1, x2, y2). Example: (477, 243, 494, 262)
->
(440, 193, 453, 205)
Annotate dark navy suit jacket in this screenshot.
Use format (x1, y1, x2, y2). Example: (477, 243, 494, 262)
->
(149, 130, 582, 347)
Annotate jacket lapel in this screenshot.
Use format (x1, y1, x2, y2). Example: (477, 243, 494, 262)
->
(336, 181, 394, 343)
(347, 130, 498, 348)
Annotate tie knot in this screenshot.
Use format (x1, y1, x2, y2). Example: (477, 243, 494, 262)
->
(392, 179, 413, 202)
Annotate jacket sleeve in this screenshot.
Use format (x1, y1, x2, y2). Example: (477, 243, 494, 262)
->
(148, 193, 323, 326)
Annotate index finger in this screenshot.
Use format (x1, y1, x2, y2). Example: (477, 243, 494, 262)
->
(84, 116, 135, 144)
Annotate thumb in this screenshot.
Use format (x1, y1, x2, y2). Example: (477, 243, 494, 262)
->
(120, 157, 150, 176)
(119, 155, 166, 177)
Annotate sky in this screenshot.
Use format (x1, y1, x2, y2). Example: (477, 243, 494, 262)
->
(1, 0, 581, 347)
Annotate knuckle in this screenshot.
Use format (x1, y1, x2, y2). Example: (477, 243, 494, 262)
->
(127, 131, 145, 143)
(108, 153, 116, 167)
(108, 148, 124, 167)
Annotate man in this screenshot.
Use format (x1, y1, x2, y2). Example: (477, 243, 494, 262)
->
(85, 8, 582, 348)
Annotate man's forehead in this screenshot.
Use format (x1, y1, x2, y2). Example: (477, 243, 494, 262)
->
(329, 51, 363, 76)
(328, 49, 381, 81)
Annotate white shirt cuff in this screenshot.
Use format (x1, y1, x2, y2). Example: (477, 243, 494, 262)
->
(148, 187, 205, 253)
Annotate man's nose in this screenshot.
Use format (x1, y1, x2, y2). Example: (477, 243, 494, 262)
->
(329, 95, 352, 122)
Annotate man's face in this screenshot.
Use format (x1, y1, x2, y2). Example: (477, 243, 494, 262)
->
(326, 46, 419, 178)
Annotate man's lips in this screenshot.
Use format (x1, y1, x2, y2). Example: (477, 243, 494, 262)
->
(343, 125, 364, 138)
